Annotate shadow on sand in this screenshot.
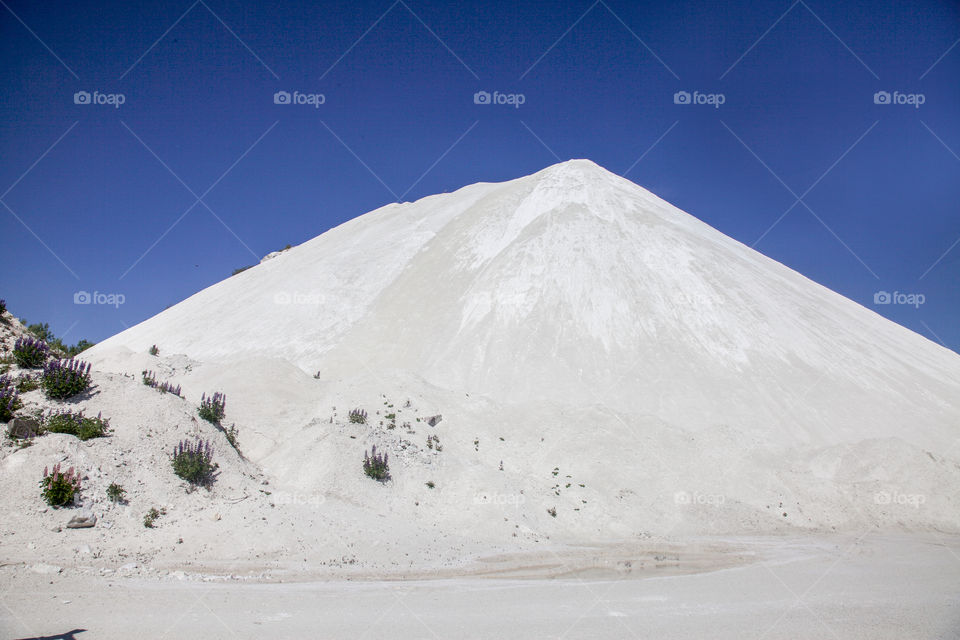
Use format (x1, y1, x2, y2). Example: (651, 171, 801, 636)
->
(16, 629, 86, 640)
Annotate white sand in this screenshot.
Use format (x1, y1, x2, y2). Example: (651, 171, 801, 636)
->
(3, 535, 958, 639)
(2, 160, 959, 636)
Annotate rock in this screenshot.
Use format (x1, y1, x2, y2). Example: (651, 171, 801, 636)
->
(31, 563, 62, 575)
(210, 512, 221, 521)
(49, 525, 62, 533)
(66, 510, 97, 529)
(426, 414, 442, 427)
(119, 563, 137, 572)
(8, 416, 39, 439)
(76, 544, 91, 554)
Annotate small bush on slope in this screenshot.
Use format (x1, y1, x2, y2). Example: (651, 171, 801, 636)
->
(13, 337, 50, 369)
(0, 376, 20, 422)
(172, 439, 217, 487)
(40, 463, 82, 507)
(349, 408, 368, 424)
(363, 445, 390, 481)
(44, 410, 110, 441)
(42, 359, 91, 399)
(106, 482, 126, 504)
(198, 392, 226, 424)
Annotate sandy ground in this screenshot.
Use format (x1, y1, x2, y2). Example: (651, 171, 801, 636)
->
(3, 533, 959, 639)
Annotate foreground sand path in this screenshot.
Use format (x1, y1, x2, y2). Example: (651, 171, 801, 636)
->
(4, 534, 958, 639)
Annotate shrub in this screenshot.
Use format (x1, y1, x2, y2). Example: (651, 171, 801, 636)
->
(198, 392, 226, 424)
(142, 370, 181, 396)
(40, 463, 82, 507)
(42, 358, 91, 399)
(363, 445, 390, 481)
(547, 507, 557, 518)
(172, 439, 216, 486)
(44, 410, 110, 441)
(15, 374, 39, 392)
(13, 336, 50, 369)
(106, 482, 126, 503)
(425, 480, 435, 489)
(224, 424, 239, 451)
(349, 408, 368, 424)
(149, 344, 159, 356)
(0, 299, 6, 314)
(0, 376, 20, 422)
(143, 507, 165, 528)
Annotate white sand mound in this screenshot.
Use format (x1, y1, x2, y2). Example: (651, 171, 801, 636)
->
(4, 161, 959, 579)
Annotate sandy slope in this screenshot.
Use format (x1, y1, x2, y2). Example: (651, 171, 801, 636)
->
(1, 162, 959, 637)
(74, 159, 960, 537)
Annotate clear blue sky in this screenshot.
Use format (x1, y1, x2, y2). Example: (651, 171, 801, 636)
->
(1, 0, 958, 352)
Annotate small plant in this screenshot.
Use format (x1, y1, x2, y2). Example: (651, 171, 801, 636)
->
(148, 344, 159, 356)
(44, 410, 110, 441)
(0, 376, 21, 422)
(41, 358, 91, 399)
(171, 438, 217, 487)
(142, 370, 182, 397)
(15, 374, 39, 392)
(0, 298, 6, 315)
(40, 463, 82, 507)
(106, 482, 126, 503)
(13, 336, 50, 369)
(198, 392, 226, 424)
(426, 434, 442, 451)
(349, 408, 368, 424)
(224, 423, 240, 451)
(363, 445, 390, 481)
(143, 507, 165, 528)
(425, 480, 435, 489)
(547, 507, 557, 518)
(385, 412, 396, 421)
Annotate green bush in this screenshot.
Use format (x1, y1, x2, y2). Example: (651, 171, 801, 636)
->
(44, 410, 110, 441)
(363, 445, 390, 481)
(143, 507, 165, 528)
(106, 482, 126, 504)
(40, 463, 81, 507)
(0, 376, 20, 422)
(41, 359, 91, 399)
(197, 392, 226, 424)
(13, 337, 50, 369)
(15, 374, 39, 392)
(172, 439, 217, 487)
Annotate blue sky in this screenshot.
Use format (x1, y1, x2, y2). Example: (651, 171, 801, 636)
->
(1, 0, 958, 351)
